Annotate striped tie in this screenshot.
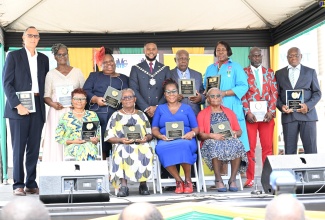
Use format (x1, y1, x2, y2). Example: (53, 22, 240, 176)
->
(149, 62, 153, 73)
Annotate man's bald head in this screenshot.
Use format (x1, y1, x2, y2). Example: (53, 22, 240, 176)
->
(1, 197, 50, 220)
(118, 202, 163, 220)
(265, 194, 306, 220)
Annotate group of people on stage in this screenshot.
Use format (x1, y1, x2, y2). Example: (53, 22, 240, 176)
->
(3, 26, 322, 197)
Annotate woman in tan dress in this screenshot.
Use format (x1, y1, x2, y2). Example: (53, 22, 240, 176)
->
(42, 43, 85, 162)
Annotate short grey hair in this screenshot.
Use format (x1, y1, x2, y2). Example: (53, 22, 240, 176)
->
(51, 43, 68, 55)
(206, 87, 222, 96)
(121, 88, 135, 97)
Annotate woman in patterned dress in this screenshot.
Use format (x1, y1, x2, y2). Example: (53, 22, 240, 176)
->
(105, 88, 153, 197)
(55, 88, 100, 161)
(197, 88, 247, 192)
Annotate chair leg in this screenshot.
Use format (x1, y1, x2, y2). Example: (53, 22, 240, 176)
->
(156, 156, 163, 194)
(193, 162, 200, 192)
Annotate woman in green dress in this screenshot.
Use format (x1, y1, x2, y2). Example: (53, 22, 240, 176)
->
(55, 88, 100, 161)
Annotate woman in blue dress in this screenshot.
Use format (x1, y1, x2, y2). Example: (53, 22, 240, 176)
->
(83, 48, 129, 159)
(152, 78, 199, 194)
(203, 41, 249, 152)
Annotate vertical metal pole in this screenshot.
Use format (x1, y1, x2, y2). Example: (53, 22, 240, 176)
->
(0, 43, 8, 183)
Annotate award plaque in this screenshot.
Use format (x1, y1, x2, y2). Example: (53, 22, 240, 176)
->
(123, 125, 143, 140)
(103, 86, 122, 108)
(56, 85, 73, 107)
(165, 121, 184, 139)
(16, 91, 36, 113)
(82, 121, 99, 141)
(211, 121, 234, 139)
(286, 89, 304, 110)
(178, 79, 196, 97)
(206, 75, 221, 93)
(249, 100, 267, 122)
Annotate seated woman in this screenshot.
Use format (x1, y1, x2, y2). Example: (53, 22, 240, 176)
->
(105, 88, 154, 197)
(152, 78, 199, 194)
(55, 88, 100, 161)
(197, 88, 248, 192)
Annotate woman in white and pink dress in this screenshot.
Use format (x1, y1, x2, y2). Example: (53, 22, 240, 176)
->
(42, 43, 85, 162)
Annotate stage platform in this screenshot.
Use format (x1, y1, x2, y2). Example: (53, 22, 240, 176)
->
(1, 176, 325, 220)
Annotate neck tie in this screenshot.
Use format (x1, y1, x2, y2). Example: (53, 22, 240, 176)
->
(182, 72, 186, 79)
(254, 69, 262, 95)
(289, 68, 295, 88)
(149, 62, 153, 73)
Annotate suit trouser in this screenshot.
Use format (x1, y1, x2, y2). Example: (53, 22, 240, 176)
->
(9, 97, 44, 190)
(282, 120, 317, 154)
(246, 119, 274, 180)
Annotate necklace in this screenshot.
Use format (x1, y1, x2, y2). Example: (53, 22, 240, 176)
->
(122, 108, 135, 115)
(73, 110, 85, 115)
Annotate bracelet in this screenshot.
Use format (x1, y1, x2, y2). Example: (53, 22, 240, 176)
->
(225, 90, 228, 96)
(192, 131, 196, 137)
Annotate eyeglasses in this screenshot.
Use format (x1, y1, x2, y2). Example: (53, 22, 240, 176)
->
(55, 53, 68, 58)
(25, 34, 40, 39)
(73, 97, 87, 102)
(287, 54, 301, 58)
(176, 57, 190, 61)
(208, 94, 222, 99)
(121, 96, 135, 100)
(165, 89, 178, 96)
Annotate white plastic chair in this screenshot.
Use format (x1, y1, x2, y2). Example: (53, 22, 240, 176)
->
(154, 139, 201, 194)
(197, 139, 243, 192)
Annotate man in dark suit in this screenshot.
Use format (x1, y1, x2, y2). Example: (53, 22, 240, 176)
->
(171, 49, 205, 116)
(2, 26, 49, 195)
(275, 47, 321, 154)
(130, 42, 171, 181)
(129, 42, 171, 119)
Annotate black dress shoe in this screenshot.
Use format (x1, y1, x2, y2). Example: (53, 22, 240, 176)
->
(117, 186, 129, 197)
(139, 184, 150, 195)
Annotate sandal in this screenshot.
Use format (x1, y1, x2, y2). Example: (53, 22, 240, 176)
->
(210, 180, 227, 192)
(228, 180, 238, 192)
(117, 186, 129, 197)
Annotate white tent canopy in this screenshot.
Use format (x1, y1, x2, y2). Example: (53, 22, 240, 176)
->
(0, 0, 317, 34)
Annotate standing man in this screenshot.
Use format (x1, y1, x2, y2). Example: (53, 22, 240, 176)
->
(276, 47, 321, 155)
(2, 26, 49, 195)
(129, 42, 171, 180)
(171, 49, 205, 116)
(129, 42, 171, 119)
(242, 47, 278, 188)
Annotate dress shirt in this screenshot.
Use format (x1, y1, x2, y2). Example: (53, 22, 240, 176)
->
(25, 48, 39, 93)
(287, 64, 301, 88)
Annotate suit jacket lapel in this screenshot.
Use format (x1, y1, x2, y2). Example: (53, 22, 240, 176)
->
(294, 65, 304, 89)
(20, 49, 32, 81)
(285, 67, 294, 89)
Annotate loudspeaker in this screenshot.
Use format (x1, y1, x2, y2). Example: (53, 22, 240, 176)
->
(261, 154, 325, 194)
(39, 161, 110, 203)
